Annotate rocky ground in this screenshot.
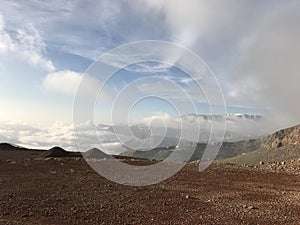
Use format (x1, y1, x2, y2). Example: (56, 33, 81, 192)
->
(0, 158, 299, 225)
(255, 158, 300, 173)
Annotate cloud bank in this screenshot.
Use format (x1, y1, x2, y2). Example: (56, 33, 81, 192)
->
(42, 70, 102, 98)
(0, 113, 278, 154)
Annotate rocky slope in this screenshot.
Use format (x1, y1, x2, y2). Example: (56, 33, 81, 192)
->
(261, 124, 300, 149)
(221, 124, 300, 165)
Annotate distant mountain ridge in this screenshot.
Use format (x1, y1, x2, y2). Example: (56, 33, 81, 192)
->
(181, 113, 262, 121)
(0, 143, 46, 161)
(120, 139, 262, 162)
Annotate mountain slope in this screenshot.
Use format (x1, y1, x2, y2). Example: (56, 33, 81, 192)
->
(120, 146, 175, 161)
(120, 139, 262, 162)
(82, 148, 109, 159)
(220, 124, 300, 165)
(261, 124, 300, 149)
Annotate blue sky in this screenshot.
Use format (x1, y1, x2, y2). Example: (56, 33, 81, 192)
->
(0, 0, 299, 129)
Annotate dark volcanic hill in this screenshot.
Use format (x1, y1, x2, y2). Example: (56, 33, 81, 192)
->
(0, 143, 45, 161)
(0, 143, 32, 151)
(41, 147, 82, 158)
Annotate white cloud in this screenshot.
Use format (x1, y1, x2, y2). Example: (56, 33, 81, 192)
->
(229, 2, 300, 127)
(138, 1, 300, 129)
(0, 13, 55, 72)
(15, 23, 55, 72)
(142, 112, 173, 127)
(135, 78, 215, 104)
(43, 70, 83, 95)
(42, 70, 102, 98)
(0, 121, 87, 151)
(141, 0, 258, 49)
(125, 62, 171, 73)
(0, 14, 14, 53)
(139, 113, 277, 142)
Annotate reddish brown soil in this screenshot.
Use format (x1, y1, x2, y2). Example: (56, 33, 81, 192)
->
(0, 158, 299, 225)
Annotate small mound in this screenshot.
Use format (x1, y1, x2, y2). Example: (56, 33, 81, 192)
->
(82, 148, 109, 159)
(42, 147, 71, 158)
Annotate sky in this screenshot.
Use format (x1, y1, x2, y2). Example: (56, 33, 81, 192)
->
(0, 0, 300, 150)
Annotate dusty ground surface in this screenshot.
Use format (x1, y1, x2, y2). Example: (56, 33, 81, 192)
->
(0, 158, 299, 225)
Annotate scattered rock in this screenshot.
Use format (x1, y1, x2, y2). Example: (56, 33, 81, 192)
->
(21, 212, 32, 218)
(242, 205, 257, 210)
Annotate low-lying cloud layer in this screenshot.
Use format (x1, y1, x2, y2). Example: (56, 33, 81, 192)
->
(0, 113, 281, 153)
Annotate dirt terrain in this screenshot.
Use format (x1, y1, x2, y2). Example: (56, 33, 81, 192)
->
(0, 158, 299, 225)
